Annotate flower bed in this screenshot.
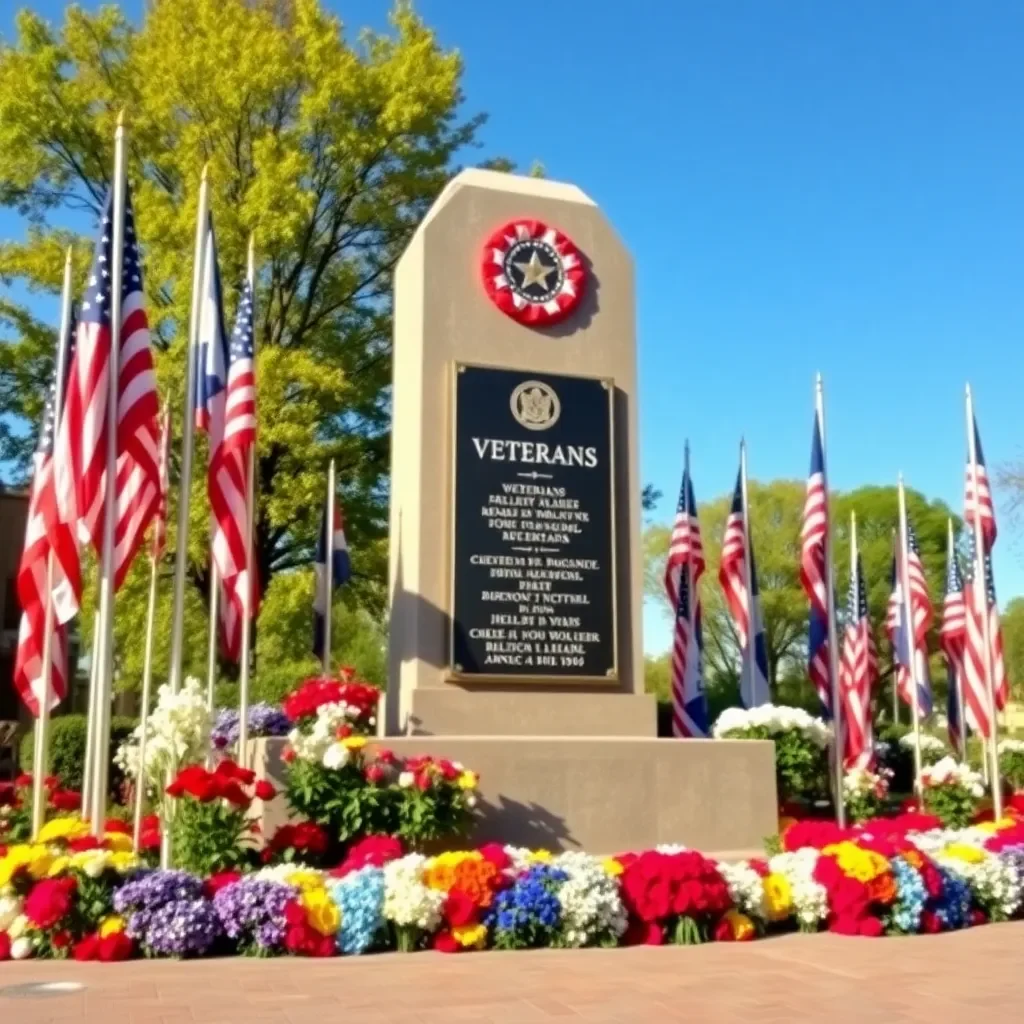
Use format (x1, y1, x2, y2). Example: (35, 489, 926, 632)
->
(5, 811, 1024, 961)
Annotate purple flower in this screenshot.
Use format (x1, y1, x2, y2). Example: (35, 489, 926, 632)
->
(211, 703, 291, 749)
(142, 898, 222, 957)
(114, 869, 204, 913)
(212, 877, 294, 953)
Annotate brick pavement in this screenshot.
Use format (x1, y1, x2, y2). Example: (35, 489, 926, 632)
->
(0, 922, 1019, 1024)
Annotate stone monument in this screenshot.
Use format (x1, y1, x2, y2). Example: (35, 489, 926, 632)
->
(376, 169, 778, 855)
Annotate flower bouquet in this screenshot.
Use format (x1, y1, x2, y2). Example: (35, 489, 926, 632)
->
(843, 766, 892, 823)
(920, 757, 984, 828)
(211, 703, 291, 753)
(0, 775, 81, 845)
(899, 732, 947, 767)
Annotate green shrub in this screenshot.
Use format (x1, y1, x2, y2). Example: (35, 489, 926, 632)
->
(20, 714, 136, 796)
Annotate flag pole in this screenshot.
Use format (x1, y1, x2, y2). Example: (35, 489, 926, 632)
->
(816, 375, 845, 827)
(166, 163, 209, 696)
(160, 164, 209, 866)
(81, 605, 101, 821)
(322, 459, 336, 676)
(848, 509, 858, 762)
(947, 517, 968, 763)
(31, 246, 74, 838)
(90, 113, 128, 836)
(132, 403, 169, 852)
(965, 385, 1002, 818)
(738, 438, 756, 707)
(236, 233, 256, 763)
(683, 440, 695, 711)
(897, 474, 924, 797)
(889, 527, 899, 728)
(204, 567, 219, 769)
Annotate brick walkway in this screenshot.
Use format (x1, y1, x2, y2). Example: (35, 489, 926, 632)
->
(0, 923, 1019, 1023)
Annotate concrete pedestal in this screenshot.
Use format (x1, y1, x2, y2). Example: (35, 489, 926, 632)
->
(250, 736, 778, 858)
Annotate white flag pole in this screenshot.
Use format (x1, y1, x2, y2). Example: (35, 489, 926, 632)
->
(236, 234, 256, 763)
(31, 246, 74, 838)
(132, 403, 169, 852)
(159, 165, 209, 867)
(738, 439, 756, 707)
(897, 475, 924, 798)
(965, 385, 1002, 818)
(889, 527, 899, 728)
(204, 566, 219, 769)
(815, 374, 845, 827)
(322, 459, 336, 677)
(683, 440, 696, 712)
(89, 113, 129, 836)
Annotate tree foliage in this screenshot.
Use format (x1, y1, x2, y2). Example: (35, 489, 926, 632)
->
(0, 0, 501, 686)
(644, 480, 961, 708)
(1003, 597, 1024, 703)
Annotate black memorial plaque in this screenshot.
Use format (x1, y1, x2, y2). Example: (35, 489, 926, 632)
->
(450, 364, 617, 680)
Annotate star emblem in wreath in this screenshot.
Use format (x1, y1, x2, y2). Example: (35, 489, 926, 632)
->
(481, 220, 586, 326)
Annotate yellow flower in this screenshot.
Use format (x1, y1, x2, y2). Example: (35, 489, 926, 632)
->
(822, 841, 889, 883)
(27, 846, 54, 880)
(527, 849, 553, 864)
(723, 909, 755, 941)
(452, 923, 487, 948)
(110, 852, 138, 874)
(457, 771, 478, 791)
(47, 856, 71, 878)
(301, 888, 340, 936)
(99, 915, 126, 938)
(103, 832, 134, 853)
(941, 844, 985, 865)
(286, 870, 326, 892)
(342, 735, 367, 752)
(762, 873, 793, 921)
(0, 846, 35, 888)
(602, 858, 624, 878)
(37, 816, 89, 844)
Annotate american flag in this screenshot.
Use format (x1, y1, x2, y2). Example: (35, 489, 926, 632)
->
(964, 414, 996, 552)
(839, 553, 877, 768)
(153, 405, 171, 560)
(210, 278, 258, 661)
(887, 522, 933, 716)
(940, 534, 967, 751)
(54, 185, 161, 600)
(13, 314, 77, 716)
(801, 411, 833, 716)
(193, 218, 234, 652)
(719, 468, 770, 708)
(663, 462, 708, 737)
(962, 531, 1008, 738)
(313, 496, 352, 660)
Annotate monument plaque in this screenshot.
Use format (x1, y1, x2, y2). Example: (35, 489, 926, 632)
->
(450, 364, 616, 681)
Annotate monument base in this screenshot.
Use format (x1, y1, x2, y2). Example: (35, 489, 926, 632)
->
(406, 689, 657, 737)
(250, 736, 778, 858)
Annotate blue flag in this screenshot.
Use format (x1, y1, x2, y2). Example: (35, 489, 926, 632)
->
(313, 498, 351, 660)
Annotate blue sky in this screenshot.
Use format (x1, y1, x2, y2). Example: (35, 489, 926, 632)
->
(4, 1, 1024, 654)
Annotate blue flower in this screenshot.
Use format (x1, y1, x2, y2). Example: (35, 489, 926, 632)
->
(331, 867, 386, 955)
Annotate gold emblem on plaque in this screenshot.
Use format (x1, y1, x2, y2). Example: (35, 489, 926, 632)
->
(510, 380, 561, 431)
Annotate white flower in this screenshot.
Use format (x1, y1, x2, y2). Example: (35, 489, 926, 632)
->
(6, 913, 29, 940)
(654, 844, 687, 854)
(322, 743, 351, 771)
(920, 756, 983, 793)
(998, 738, 1024, 754)
(465, 794, 477, 809)
(768, 850, 829, 928)
(552, 852, 627, 947)
(10, 936, 33, 960)
(81, 850, 111, 879)
(0, 895, 22, 932)
(713, 704, 832, 748)
(899, 733, 946, 754)
(383, 855, 444, 931)
(717, 860, 768, 920)
(398, 771, 415, 789)
(842, 766, 891, 799)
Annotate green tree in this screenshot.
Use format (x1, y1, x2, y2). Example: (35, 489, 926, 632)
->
(644, 480, 959, 711)
(1002, 597, 1024, 703)
(0, 0, 502, 688)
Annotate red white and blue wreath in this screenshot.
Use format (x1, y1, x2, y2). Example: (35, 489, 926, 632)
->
(481, 219, 586, 326)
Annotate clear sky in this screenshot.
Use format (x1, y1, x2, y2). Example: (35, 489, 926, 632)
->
(4, 1, 1024, 654)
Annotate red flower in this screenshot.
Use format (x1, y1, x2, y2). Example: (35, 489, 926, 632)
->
(165, 780, 185, 798)
(68, 835, 104, 853)
(443, 890, 477, 928)
(783, 819, 849, 852)
(254, 780, 277, 801)
(284, 900, 306, 927)
(920, 910, 942, 934)
(98, 932, 133, 962)
(72, 934, 100, 962)
(51, 930, 71, 950)
(218, 781, 251, 809)
(282, 747, 297, 764)
(713, 918, 733, 942)
(415, 772, 432, 792)
(0, 932, 11, 961)
(49, 789, 82, 812)
(365, 764, 386, 785)
(620, 851, 731, 925)
(44, 775, 59, 791)
(970, 909, 988, 927)
(204, 871, 243, 899)
(104, 818, 130, 835)
(331, 835, 403, 878)
(336, 724, 353, 740)
(376, 749, 397, 766)
(433, 931, 460, 954)
(14, 773, 32, 788)
(24, 876, 77, 929)
(215, 760, 256, 786)
(478, 843, 511, 873)
(270, 821, 329, 858)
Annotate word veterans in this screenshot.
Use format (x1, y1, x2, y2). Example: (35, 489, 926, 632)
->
(450, 365, 616, 679)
